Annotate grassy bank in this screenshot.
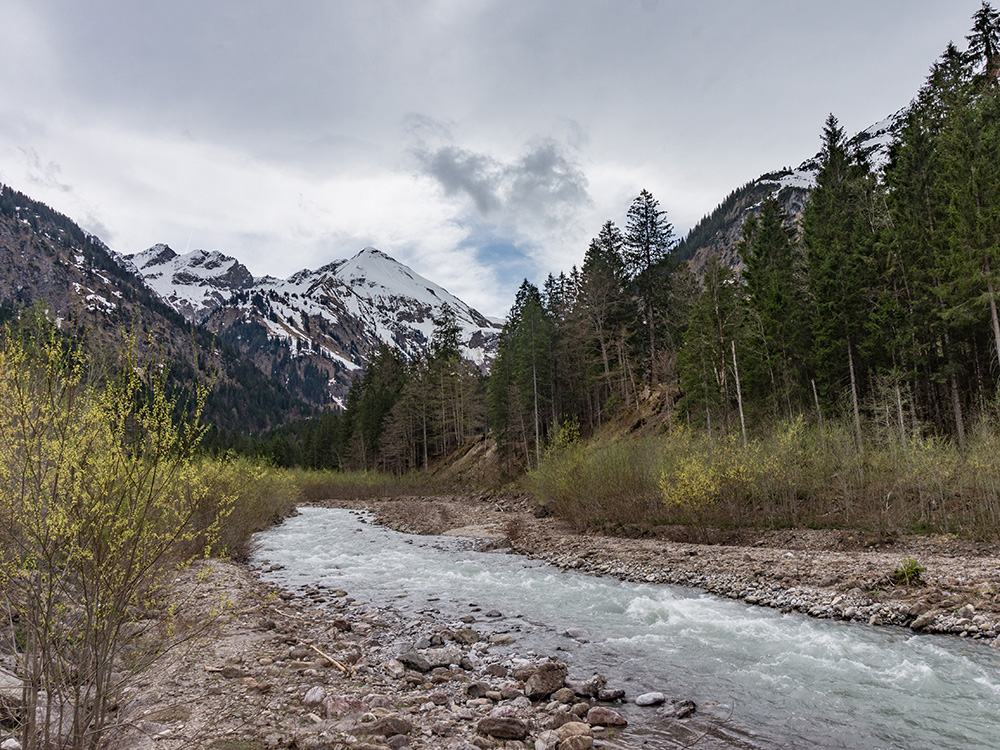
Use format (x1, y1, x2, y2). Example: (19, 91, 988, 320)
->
(526, 417, 1000, 538)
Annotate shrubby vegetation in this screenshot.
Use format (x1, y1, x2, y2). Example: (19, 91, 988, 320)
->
(528, 417, 1000, 537)
(0, 316, 301, 749)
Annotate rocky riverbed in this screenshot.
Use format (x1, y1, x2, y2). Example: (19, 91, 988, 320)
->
(104, 556, 710, 750)
(5, 491, 1000, 750)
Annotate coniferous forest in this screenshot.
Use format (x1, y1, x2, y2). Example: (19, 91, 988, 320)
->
(249, 5, 1000, 492)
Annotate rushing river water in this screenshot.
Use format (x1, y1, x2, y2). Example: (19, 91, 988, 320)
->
(252, 507, 1000, 749)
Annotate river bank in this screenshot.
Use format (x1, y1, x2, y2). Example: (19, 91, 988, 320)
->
(11, 492, 999, 750)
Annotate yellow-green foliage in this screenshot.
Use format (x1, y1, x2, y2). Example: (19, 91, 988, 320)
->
(528, 413, 1000, 537)
(286, 467, 433, 503)
(183, 457, 302, 561)
(0, 324, 228, 749)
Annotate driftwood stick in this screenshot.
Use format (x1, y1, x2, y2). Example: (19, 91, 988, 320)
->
(308, 643, 352, 675)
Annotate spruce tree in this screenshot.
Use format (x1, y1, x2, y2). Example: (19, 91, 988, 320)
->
(739, 196, 809, 417)
(967, 1, 1000, 83)
(623, 189, 676, 385)
(802, 114, 880, 445)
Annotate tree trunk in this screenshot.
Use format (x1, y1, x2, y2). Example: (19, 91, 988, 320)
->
(987, 261, 1000, 377)
(847, 338, 862, 450)
(732, 340, 747, 450)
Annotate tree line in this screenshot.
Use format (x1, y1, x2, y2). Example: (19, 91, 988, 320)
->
(245, 3, 1000, 474)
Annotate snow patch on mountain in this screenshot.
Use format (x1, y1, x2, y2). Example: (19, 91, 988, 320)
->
(126, 242, 501, 405)
(127, 244, 254, 322)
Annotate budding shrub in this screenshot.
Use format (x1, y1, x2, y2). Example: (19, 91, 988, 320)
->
(0, 325, 225, 750)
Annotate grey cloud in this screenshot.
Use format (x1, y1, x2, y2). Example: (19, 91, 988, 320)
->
(425, 146, 503, 214)
(507, 142, 591, 224)
(419, 140, 591, 227)
(19, 147, 72, 193)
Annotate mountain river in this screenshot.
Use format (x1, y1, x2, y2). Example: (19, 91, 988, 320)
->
(252, 507, 1000, 749)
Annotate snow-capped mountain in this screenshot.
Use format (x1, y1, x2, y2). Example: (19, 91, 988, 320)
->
(126, 244, 502, 407)
(678, 108, 908, 271)
(126, 244, 254, 322)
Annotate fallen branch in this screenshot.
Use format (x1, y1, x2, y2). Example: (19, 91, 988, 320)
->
(308, 643, 353, 676)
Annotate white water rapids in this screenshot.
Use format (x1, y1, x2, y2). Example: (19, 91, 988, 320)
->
(252, 507, 1000, 749)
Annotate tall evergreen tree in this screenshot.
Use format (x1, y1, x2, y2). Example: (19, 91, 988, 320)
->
(967, 1, 1000, 83)
(739, 196, 810, 417)
(802, 114, 881, 445)
(623, 189, 676, 385)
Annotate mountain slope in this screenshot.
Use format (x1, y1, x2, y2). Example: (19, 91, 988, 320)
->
(127, 244, 254, 322)
(0, 183, 313, 435)
(676, 109, 906, 270)
(127, 244, 502, 407)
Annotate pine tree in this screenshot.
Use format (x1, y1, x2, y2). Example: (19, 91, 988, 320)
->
(623, 189, 676, 385)
(739, 196, 810, 417)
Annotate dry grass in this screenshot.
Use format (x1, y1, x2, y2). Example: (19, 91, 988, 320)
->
(526, 416, 1000, 539)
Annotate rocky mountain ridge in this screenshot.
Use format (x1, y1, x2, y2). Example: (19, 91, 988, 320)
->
(677, 108, 907, 271)
(0, 183, 312, 435)
(123, 244, 502, 407)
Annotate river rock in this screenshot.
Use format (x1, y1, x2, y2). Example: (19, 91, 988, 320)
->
(566, 674, 606, 697)
(586, 706, 627, 727)
(561, 737, 594, 750)
(911, 611, 939, 631)
(598, 687, 626, 702)
(556, 721, 593, 740)
(424, 647, 462, 668)
(551, 687, 576, 703)
(476, 716, 528, 740)
(384, 660, 407, 679)
(453, 628, 480, 644)
(525, 662, 568, 699)
(302, 686, 326, 706)
(660, 699, 697, 719)
(490, 634, 516, 645)
(397, 651, 431, 673)
(368, 716, 413, 737)
(635, 691, 666, 706)
(534, 729, 561, 750)
(563, 628, 591, 642)
(466, 682, 491, 699)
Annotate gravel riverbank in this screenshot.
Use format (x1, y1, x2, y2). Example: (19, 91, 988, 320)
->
(8, 492, 999, 750)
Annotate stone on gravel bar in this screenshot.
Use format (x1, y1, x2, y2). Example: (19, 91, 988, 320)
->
(635, 691, 666, 706)
(368, 716, 413, 737)
(397, 651, 431, 672)
(586, 706, 627, 727)
(556, 721, 593, 740)
(476, 716, 528, 740)
(524, 661, 568, 699)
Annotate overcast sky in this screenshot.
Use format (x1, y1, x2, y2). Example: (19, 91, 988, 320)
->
(0, 1, 987, 317)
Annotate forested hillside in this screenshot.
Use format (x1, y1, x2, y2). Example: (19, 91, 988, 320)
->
(250, 4, 1000, 484)
(0, 185, 314, 437)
